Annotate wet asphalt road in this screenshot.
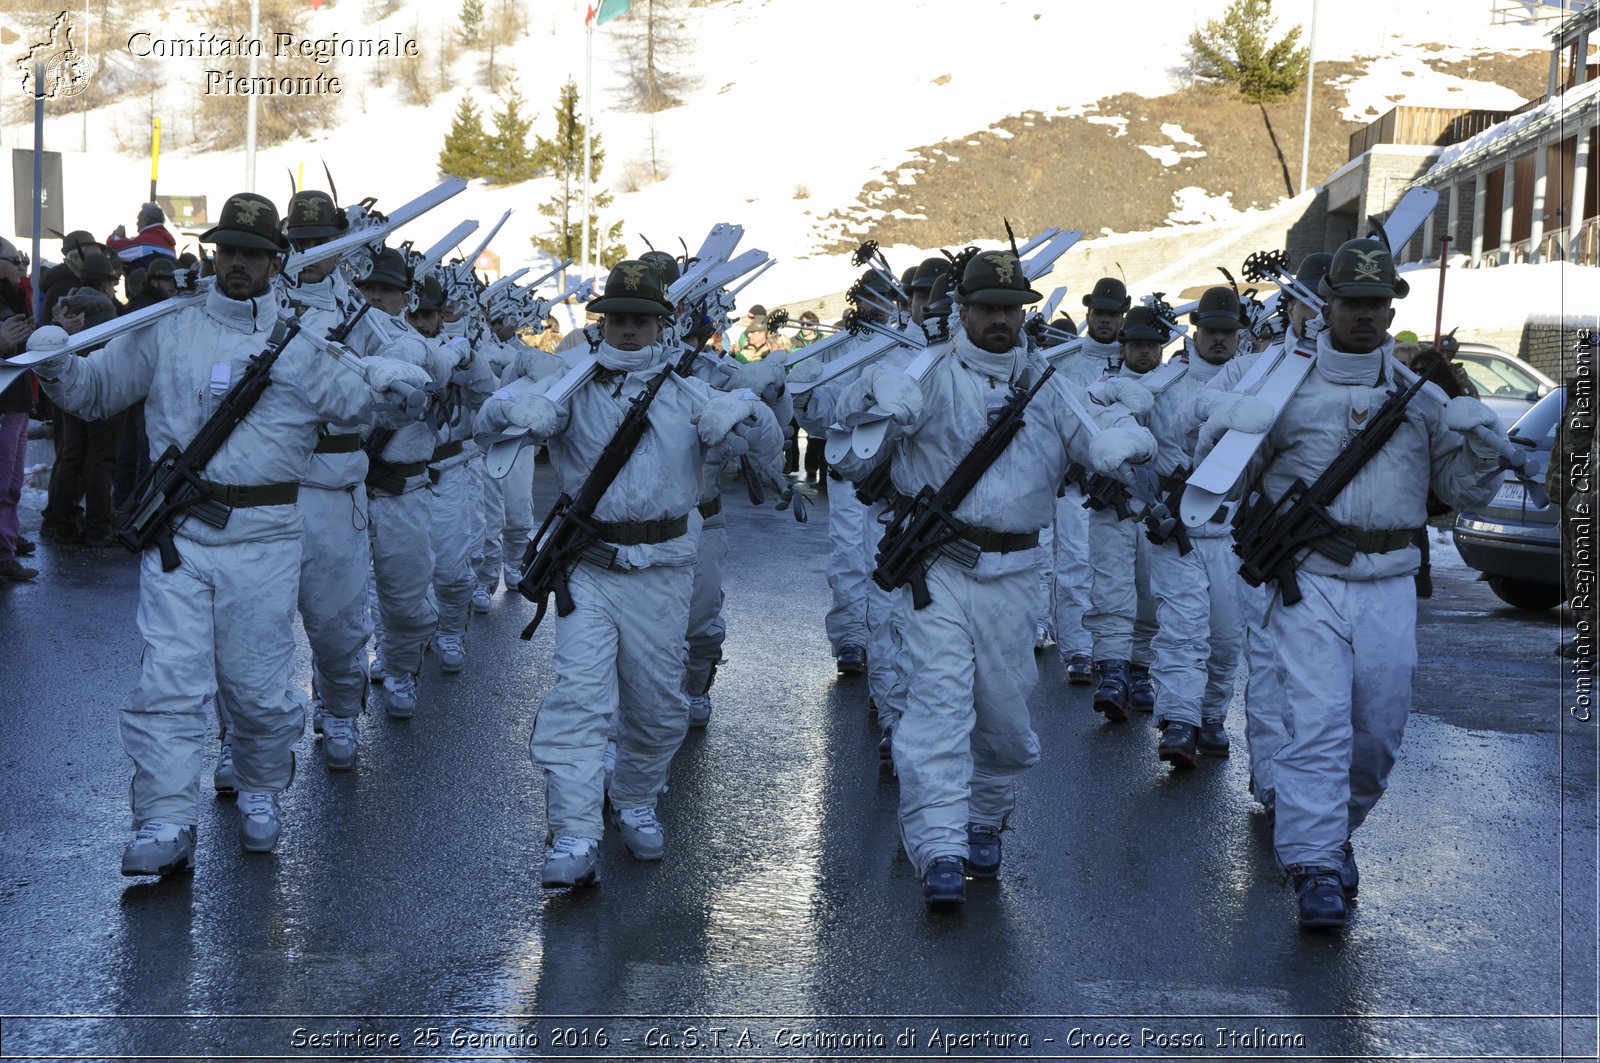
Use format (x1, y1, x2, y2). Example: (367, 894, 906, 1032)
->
(0, 463, 1595, 1063)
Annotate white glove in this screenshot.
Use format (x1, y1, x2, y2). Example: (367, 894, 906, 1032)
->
(866, 364, 922, 426)
(505, 394, 560, 439)
(1087, 425, 1157, 475)
(727, 358, 787, 402)
(1096, 377, 1155, 418)
(24, 325, 73, 378)
(513, 347, 562, 384)
(787, 356, 824, 387)
(693, 393, 759, 447)
(364, 356, 432, 394)
(1217, 394, 1274, 434)
(1444, 396, 1504, 463)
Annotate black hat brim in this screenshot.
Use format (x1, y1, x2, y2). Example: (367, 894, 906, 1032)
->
(953, 286, 1043, 306)
(355, 273, 408, 290)
(1083, 295, 1131, 311)
(200, 226, 286, 252)
(1191, 312, 1246, 329)
(1120, 327, 1166, 342)
(588, 294, 674, 316)
(1318, 276, 1409, 300)
(286, 224, 345, 240)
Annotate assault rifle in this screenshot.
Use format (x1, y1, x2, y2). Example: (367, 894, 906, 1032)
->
(119, 317, 304, 571)
(517, 338, 710, 639)
(1232, 370, 1429, 605)
(872, 365, 1055, 609)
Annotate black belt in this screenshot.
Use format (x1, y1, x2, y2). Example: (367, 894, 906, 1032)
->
(1333, 526, 1421, 554)
(697, 496, 722, 520)
(591, 514, 689, 546)
(959, 527, 1040, 553)
(314, 433, 363, 454)
(203, 481, 299, 508)
(1157, 471, 1186, 495)
(429, 439, 465, 464)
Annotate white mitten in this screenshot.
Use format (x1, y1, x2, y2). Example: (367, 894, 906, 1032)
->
(1096, 377, 1155, 418)
(727, 358, 787, 401)
(1444, 396, 1504, 463)
(1217, 394, 1274, 434)
(24, 325, 73, 378)
(506, 394, 561, 439)
(787, 356, 824, 387)
(694, 393, 758, 447)
(364, 356, 432, 394)
(1087, 425, 1157, 475)
(514, 347, 562, 384)
(866, 365, 923, 426)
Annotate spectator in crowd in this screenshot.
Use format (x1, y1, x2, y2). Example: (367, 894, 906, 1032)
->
(42, 230, 107, 323)
(106, 202, 178, 276)
(0, 236, 38, 582)
(735, 310, 775, 362)
(40, 290, 124, 546)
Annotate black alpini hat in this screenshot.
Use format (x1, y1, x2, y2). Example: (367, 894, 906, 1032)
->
(1318, 238, 1409, 300)
(588, 260, 674, 316)
(284, 190, 348, 241)
(1119, 306, 1169, 343)
(356, 248, 411, 290)
(1190, 286, 1248, 330)
(199, 193, 289, 252)
(951, 250, 1041, 306)
(908, 256, 951, 293)
(412, 275, 448, 312)
(1082, 277, 1131, 312)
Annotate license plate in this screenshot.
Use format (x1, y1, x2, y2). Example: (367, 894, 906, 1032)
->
(1492, 481, 1535, 509)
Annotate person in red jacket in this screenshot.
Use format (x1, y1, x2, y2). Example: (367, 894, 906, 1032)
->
(106, 203, 177, 275)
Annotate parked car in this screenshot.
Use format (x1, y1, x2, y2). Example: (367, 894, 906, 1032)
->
(1442, 342, 1558, 431)
(1451, 386, 1565, 610)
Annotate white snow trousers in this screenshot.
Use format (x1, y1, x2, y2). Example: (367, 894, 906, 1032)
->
(126, 536, 304, 826)
(1268, 573, 1416, 871)
(531, 560, 695, 841)
(1146, 533, 1245, 727)
(893, 559, 1041, 877)
(825, 480, 869, 653)
(296, 485, 371, 718)
(367, 482, 437, 677)
(1038, 484, 1093, 658)
(430, 458, 481, 636)
(1084, 506, 1156, 664)
(1241, 580, 1289, 803)
(684, 510, 727, 696)
(476, 447, 534, 589)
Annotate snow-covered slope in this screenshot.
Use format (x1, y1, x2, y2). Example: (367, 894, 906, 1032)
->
(0, 0, 1561, 315)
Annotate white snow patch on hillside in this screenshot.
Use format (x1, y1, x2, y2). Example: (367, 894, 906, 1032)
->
(1161, 123, 1201, 148)
(1167, 187, 1240, 226)
(1086, 115, 1129, 137)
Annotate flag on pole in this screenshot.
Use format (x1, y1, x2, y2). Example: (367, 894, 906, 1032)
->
(585, 0, 630, 25)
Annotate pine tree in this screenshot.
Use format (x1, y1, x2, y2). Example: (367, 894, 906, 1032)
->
(483, 83, 544, 186)
(529, 80, 626, 273)
(1188, 0, 1309, 103)
(437, 95, 491, 180)
(458, 0, 484, 46)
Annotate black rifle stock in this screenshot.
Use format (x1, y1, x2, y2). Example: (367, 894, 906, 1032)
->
(1233, 372, 1428, 605)
(517, 338, 711, 640)
(872, 365, 1055, 609)
(119, 318, 302, 571)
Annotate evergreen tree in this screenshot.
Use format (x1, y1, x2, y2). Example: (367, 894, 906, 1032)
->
(1188, 0, 1309, 103)
(437, 94, 491, 180)
(483, 83, 545, 186)
(530, 80, 626, 273)
(458, 0, 484, 46)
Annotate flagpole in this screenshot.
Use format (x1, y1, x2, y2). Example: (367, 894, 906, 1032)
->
(581, 17, 593, 284)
